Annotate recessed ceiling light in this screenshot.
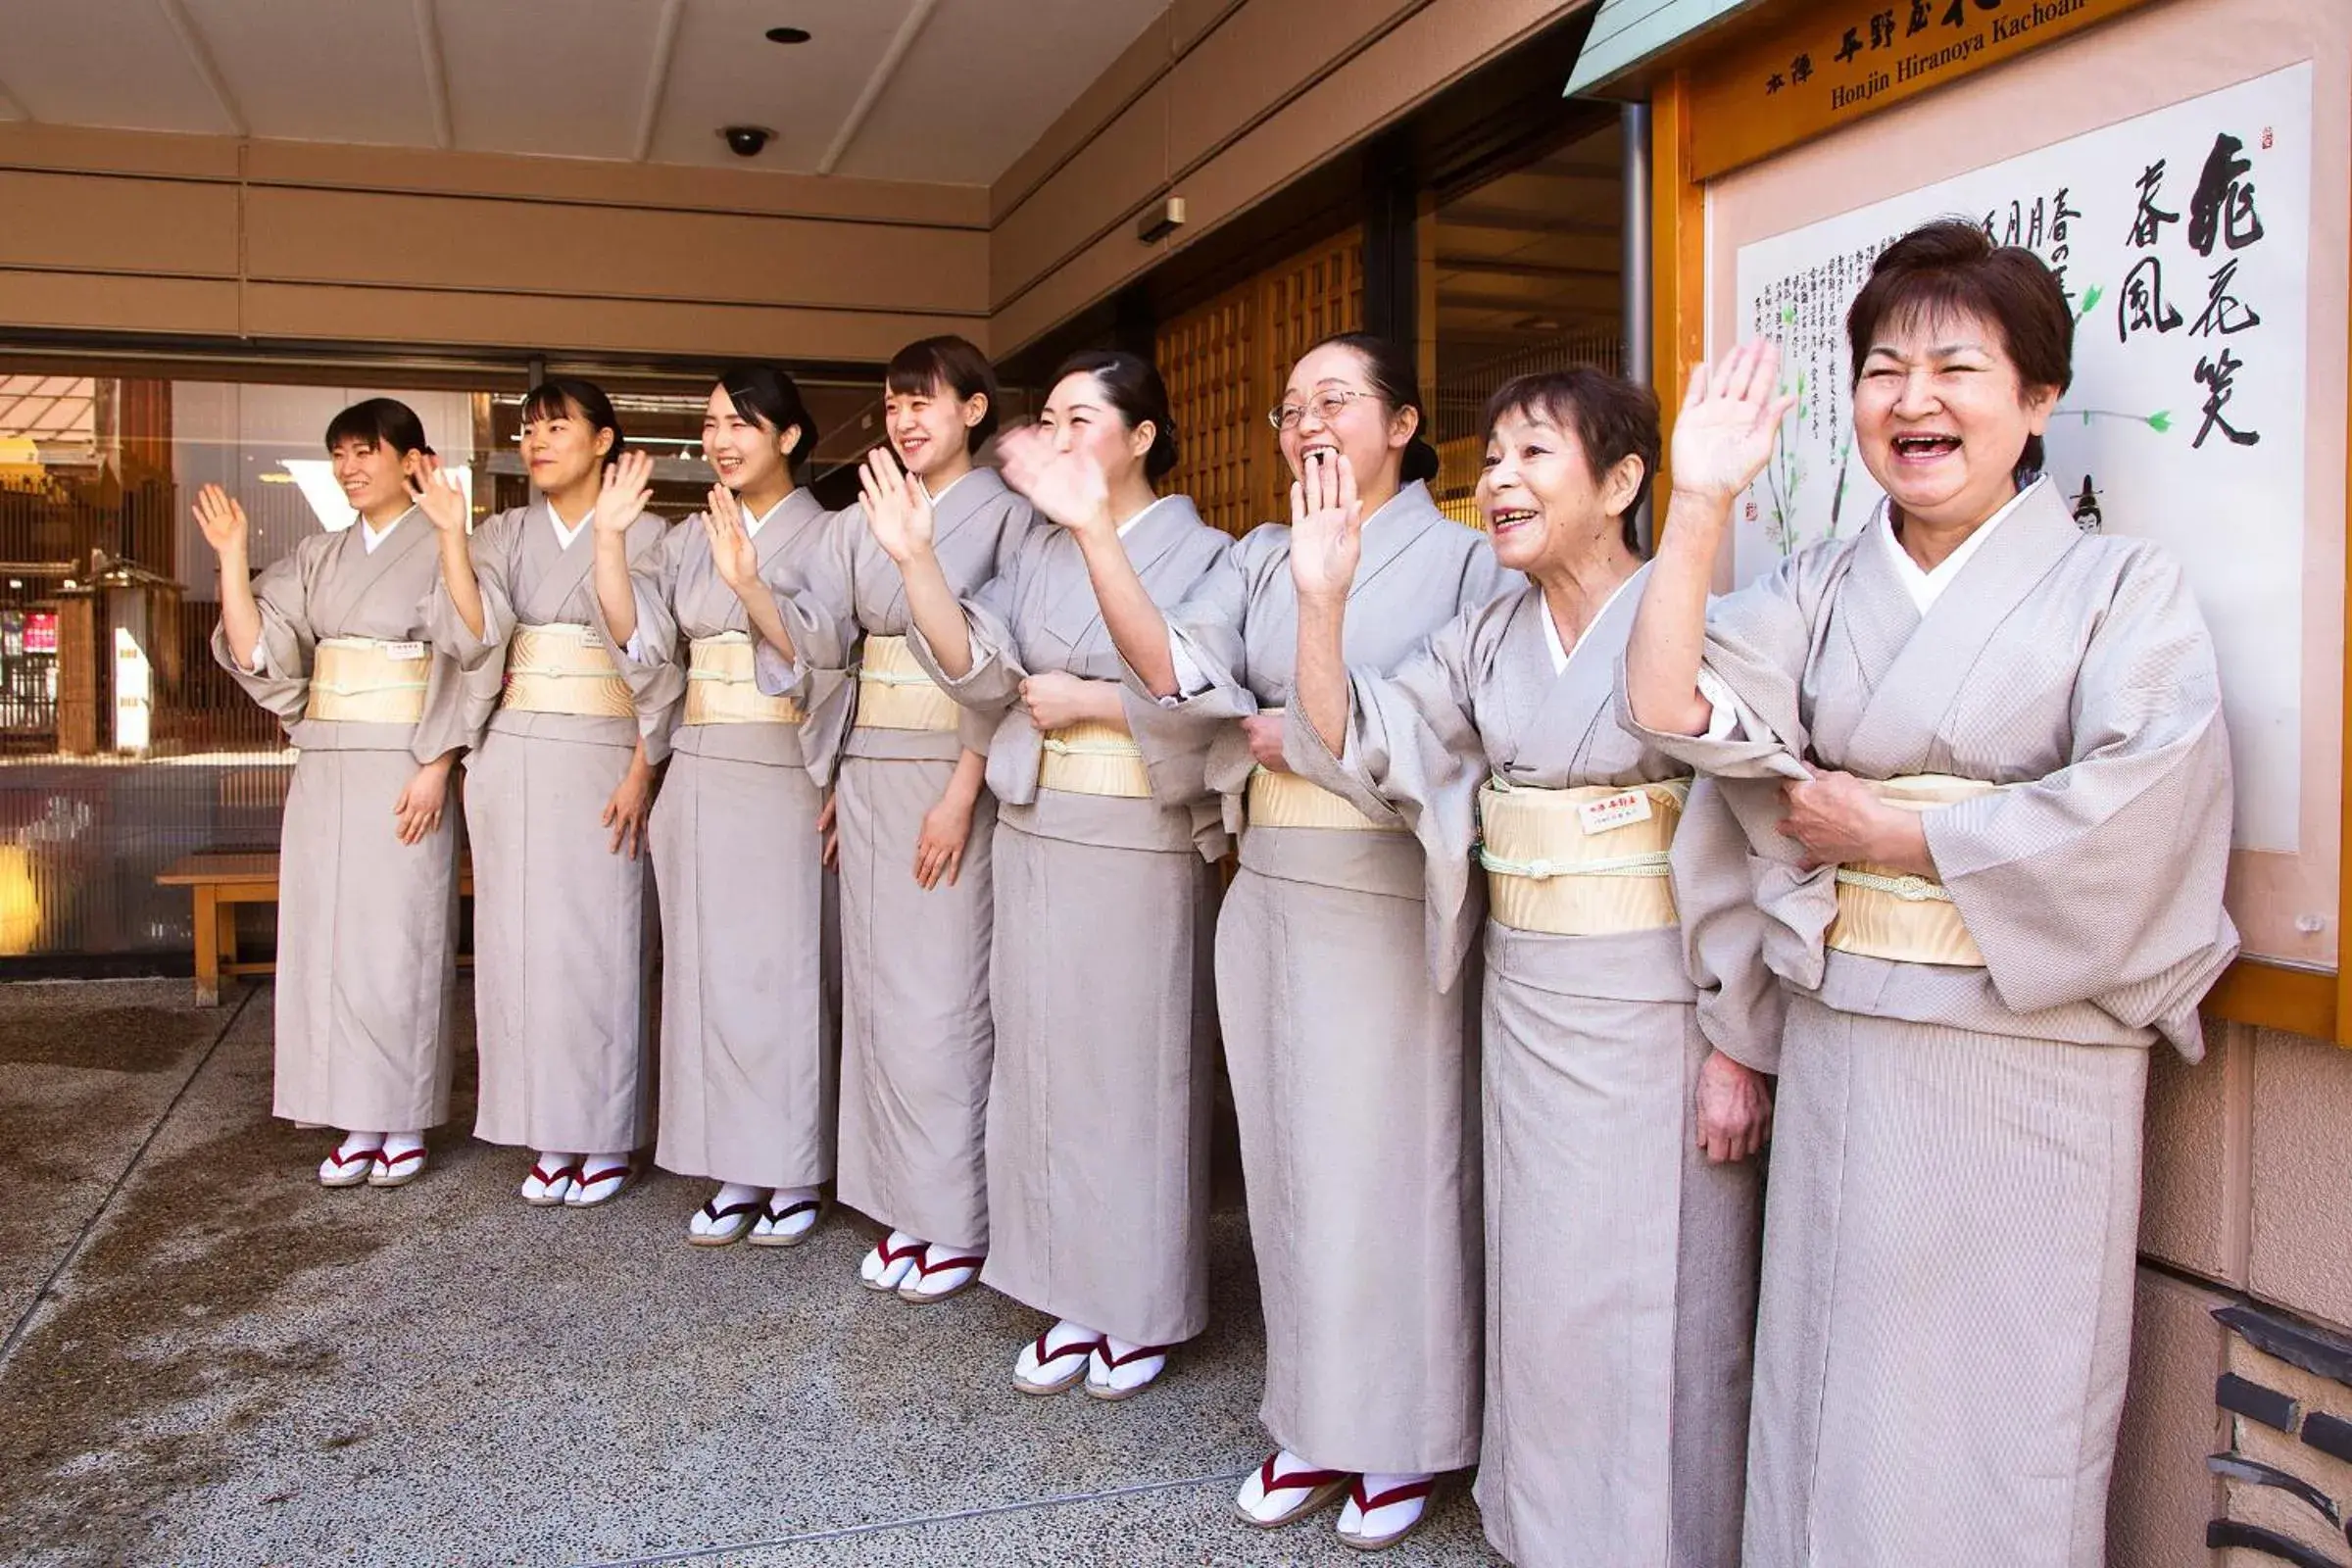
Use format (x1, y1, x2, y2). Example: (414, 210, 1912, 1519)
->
(765, 26, 811, 44)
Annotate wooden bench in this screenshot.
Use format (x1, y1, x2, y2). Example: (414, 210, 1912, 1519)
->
(157, 851, 475, 1004)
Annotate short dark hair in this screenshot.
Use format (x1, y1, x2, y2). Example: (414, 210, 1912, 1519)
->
(718, 364, 819, 468)
(1302, 331, 1441, 484)
(1052, 349, 1178, 480)
(521, 377, 625, 459)
(887, 335, 1001, 452)
(1846, 218, 2073, 478)
(324, 397, 433, 458)
(1483, 368, 1661, 553)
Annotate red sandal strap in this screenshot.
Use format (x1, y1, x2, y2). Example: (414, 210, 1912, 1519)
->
(1350, 1476, 1436, 1514)
(326, 1147, 383, 1170)
(1097, 1342, 1175, 1370)
(874, 1237, 925, 1267)
(1258, 1455, 1351, 1497)
(764, 1198, 819, 1223)
(529, 1162, 579, 1187)
(915, 1251, 983, 1277)
(701, 1199, 761, 1222)
(1031, 1331, 1102, 1367)
(576, 1164, 631, 1188)
(374, 1149, 424, 1169)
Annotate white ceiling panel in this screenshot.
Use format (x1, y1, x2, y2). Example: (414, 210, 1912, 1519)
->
(836, 0, 1164, 185)
(431, 0, 674, 161)
(183, 0, 439, 147)
(643, 0, 917, 174)
(0, 1, 237, 134)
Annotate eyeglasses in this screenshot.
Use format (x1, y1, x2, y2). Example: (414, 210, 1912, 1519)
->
(1267, 388, 1376, 432)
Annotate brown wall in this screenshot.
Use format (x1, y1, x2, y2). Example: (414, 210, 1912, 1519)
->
(0, 122, 989, 365)
(986, 0, 1586, 355)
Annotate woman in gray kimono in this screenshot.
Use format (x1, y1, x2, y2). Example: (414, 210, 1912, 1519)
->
(865, 350, 1229, 1401)
(1287, 368, 1778, 1565)
(784, 337, 1036, 1302)
(422, 378, 680, 1211)
(1624, 220, 2237, 1568)
(595, 365, 838, 1248)
(199, 398, 485, 1189)
(1079, 333, 1507, 1550)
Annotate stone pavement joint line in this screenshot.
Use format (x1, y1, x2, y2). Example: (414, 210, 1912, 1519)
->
(575, 1468, 1256, 1566)
(0, 986, 255, 1369)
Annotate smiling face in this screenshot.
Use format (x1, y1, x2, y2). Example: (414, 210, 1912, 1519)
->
(886, 374, 986, 480)
(521, 395, 615, 495)
(702, 384, 795, 495)
(329, 436, 417, 520)
(1477, 406, 1642, 575)
(1853, 305, 2060, 529)
(1276, 342, 1413, 491)
(1038, 370, 1153, 485)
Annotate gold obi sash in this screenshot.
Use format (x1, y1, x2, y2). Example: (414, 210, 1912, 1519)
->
(1242, 710, 1397, 832)
(306, 636, 431, 724)
(854, 634, 959, 734)
(1477, 777, 1688, 936)
(1038, 720, 1152, 799)
(684, 631, 805, 726)
(501, 622, 632, 718)
(1826, 774, 1997, 967)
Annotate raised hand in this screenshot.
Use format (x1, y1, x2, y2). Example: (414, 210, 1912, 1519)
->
(703, 484, 760, 593)
(593, 449, 656, 536)
(191, 484, 250, 560)
(1286, 448, 1363, 604)
(997, 424, 1112, 536)
(859, 446, 935, 564)
(408, 456, 471, 536)
(1670, 339, 1797, 504)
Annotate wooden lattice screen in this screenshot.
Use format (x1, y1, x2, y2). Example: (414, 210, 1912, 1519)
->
(1155, 229, 1363, 537)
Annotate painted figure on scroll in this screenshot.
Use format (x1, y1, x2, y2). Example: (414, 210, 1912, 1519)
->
(421, 378, 678, 1212)
(1284, 366, 1779, 1567)
(1623, 220, 2238, 1568)
(867, 350, 1228, 1402)
(760, 336, 1038, 1304)
(592, 365, 840, 1250)
(200, 399, 488, 1191)
(1072, 331, 1510, 1551)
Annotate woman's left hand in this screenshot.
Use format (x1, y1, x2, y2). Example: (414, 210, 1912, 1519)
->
(913, 789, 974, 890)
(998, 425, 1115, 538)
(1018, 669, 1102, 731)
(391, 758, 453, 846)
(593, 450, 656, 538)
(1776, 767, 1931, 874)
(601, 753, 657, 859)
(1241, 711, 1290, 773)
(1694, 1049, 1773, 1163)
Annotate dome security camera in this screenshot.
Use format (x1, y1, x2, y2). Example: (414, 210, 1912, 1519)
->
(721, 125, 775, 158)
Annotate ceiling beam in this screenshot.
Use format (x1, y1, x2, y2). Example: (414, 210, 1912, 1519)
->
(632, 0, 684, 163)
(156, 0, 246, 138)
(413, 0, 453, 149)
(1436, 255, 1621, 282)
(1438, 207, 1619, 238)
(818, 0, 939, 176)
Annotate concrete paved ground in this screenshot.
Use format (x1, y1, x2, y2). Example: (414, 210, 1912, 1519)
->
(0, 979, 1508, 1568)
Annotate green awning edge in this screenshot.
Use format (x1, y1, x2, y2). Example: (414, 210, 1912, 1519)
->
(1562, 0, 1771, 96)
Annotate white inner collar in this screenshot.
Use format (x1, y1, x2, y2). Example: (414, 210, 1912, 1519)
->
(547, 501, 593, 551)
(358, 505, 416, 554)
(1879, 476, 2045, 613)
(741, 492, 792, 541)
(1115, 495, 1171, 539)
(1538, 572, 1639, 675)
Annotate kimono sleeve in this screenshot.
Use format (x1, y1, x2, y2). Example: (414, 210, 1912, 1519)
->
(1672, 777, 1787, 1073)
(1285, 605, 1488, 985)
(584, 515, 685, 763)
(754, 508, 859, 700)
(1140, 527, 1260, 719)
(209, 541, 319, 724)
(425, 514, 517, 671)
(1927, 548, 2238, 1054)
(909, 529, 1030, 718)
(620, 519, 690, 671)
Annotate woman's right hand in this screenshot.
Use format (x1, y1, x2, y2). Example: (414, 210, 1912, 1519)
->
(816, 789, 839, 870)
(593, 449, 656, 538)
(1669, 339, 1796, 506)
(859, 447, 935, 564)
(409, 456, 472, 537)
(1287, 449, 1363, 604)
(997, 424, 1114, 538)
(1694, 1049, 1773, 1163)
(192, 484, 249, 561)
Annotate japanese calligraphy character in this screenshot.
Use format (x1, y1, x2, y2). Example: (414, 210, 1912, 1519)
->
(1791, 52, 1814, 83)
(2128, 162, 2179, 248)
(1871, 8, 1897, 46)
(2118, 256, 2181, 342)
(1836, 27, 1863, 63)
(2189, 259, 2262, 336)
(1908, 0, 1933, 35)
(2191, 348, 2259, 449)
(2187, 132, 2266, 256)
(1766, 71, 1786, 94)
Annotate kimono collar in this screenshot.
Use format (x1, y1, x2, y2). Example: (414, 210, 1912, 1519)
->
(923, 468, 975, 507)
(1115, 494, 1175, 538)
(1537, 568, 1642, 674)
(357, 505, 417, 555)
(741, 491, 794, 541)
(545, 499, 594, 551)
(1876, 475, 2049, 613)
